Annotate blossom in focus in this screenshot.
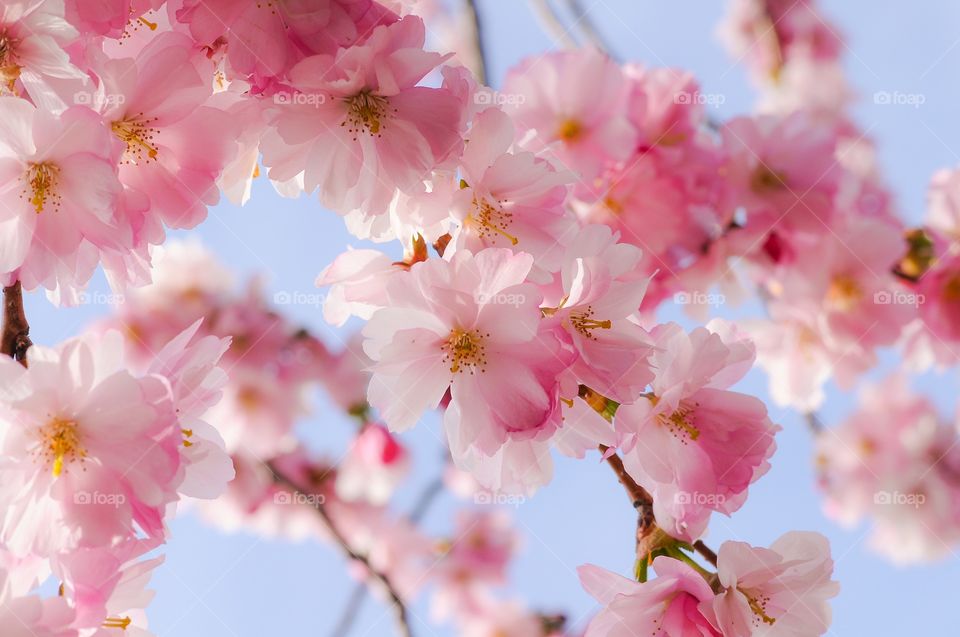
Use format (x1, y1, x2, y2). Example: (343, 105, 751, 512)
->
(711, 531, 839, 636)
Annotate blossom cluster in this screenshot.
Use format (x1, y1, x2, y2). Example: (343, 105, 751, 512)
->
(16, 0, 959, 633)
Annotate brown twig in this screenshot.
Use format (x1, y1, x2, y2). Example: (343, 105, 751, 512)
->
(462, 0, 488, 85)
(693, 540, 718, 567)
(268, 463, 413, 637)
(1, 282, 31, 366)
(529, 0, 577, 49)
(804, 412, 824, 434)
(329, 475, 445, 637)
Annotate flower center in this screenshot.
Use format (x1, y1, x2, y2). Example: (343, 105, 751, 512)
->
(568, 306, 611, 339)
(38, 418, 85, 477)
(557, 118, 583, 142)
(344, 91, 393, 138)
(650, 398, 700, 444)
(112, 116, 160, 163)
(826, 274, 861, 311)
(750, 166, 788, 192)
(0, 31, 21, 87)
(23, 162, 60, 214)
(742, 588, 777, 626)
(467, 196, 519, 245)
(943, 273, 960, 302)
(441, 329, 487, 375)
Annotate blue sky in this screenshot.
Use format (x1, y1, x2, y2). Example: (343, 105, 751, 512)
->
(22, 1, 960, 635)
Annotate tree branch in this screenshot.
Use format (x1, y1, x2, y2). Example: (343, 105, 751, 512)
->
(693, 540, 718, 567)
(1, 282, 31, 366)
(462, 0, 488, 85)
(329, 474, 445, 637)
(563, 0, 617, 59)
(268, 463, 413, 637)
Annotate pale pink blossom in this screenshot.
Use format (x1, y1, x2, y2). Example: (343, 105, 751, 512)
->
(0, 331, 181, 556)
(711, 531, 838, 636)
(335, 423, 410, 505)
(615, 322, 778, 540)
(261, 15, 464, 216)
(579, 558, 720, 637)
(0, 567, 75, 637)
(0, 98, 126, 296)
(502, 49, 636, 180)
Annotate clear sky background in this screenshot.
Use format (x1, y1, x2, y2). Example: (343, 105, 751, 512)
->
(21, 1, 960, 635)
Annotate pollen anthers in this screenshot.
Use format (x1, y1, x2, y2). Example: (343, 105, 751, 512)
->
(343, 91, 395, 139)
(742, 587, 777, 626)
(647, 395, 700, 444)
(102, 617, 132, 630)
(0, 30, 21, 88)
(21, 162, 60, 214)
(557, 117, 583, 142)
(37, 417, 86, 478)
(568, 306, 611, 340)
(112, 114, 160, 163)
(441, 328, 488, 375)
(182, 428, 194, 448)
(826, 274, 861, 311)
(468, 196, 519, 246)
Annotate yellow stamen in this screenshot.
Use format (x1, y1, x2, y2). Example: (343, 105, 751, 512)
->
(568, 306, 611, 340)
(441, 329, 487, 375)
(557, 118, 583, 142)
(467, 197, 519, 245)
(826, 274, 861, 311)
(343, 91, 393, 138)
(111, 117, 159, 162)
(24, 163, 59, 214)
(646, 396, 700, 443)
(102, 616, 132, 630)
(39, 418, 85, 477)
(744, 590, 777, 626)
(182, 428, 194, 448)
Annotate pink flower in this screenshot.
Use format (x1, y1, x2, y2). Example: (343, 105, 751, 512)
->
(261, 15, 464, 216)
(548, 224, 654, 403)
(578, 559, 720, 637)
(0, 568, 75, 637)
(335, 423, 409, 505)
(316, 248, 400, 326)
(722, 113, 842, 238)
(431, 509, 517, 620)
(0, 98, 127, 295)
(502, 49, 636, 180)
(362, 248, 576, 490)
(817, 375, 960, 563)
(459, 598, 543, 637)
(88, 31, 235, 240)
(0, 331, 181, 556)
(447, 107, 575, 278)
(711, 531, 839, 636)
(927, 166, 960, 240)
(614, 322, 778, 540)
(0, 1, 87, 105)
(173, 0, 397, 87)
